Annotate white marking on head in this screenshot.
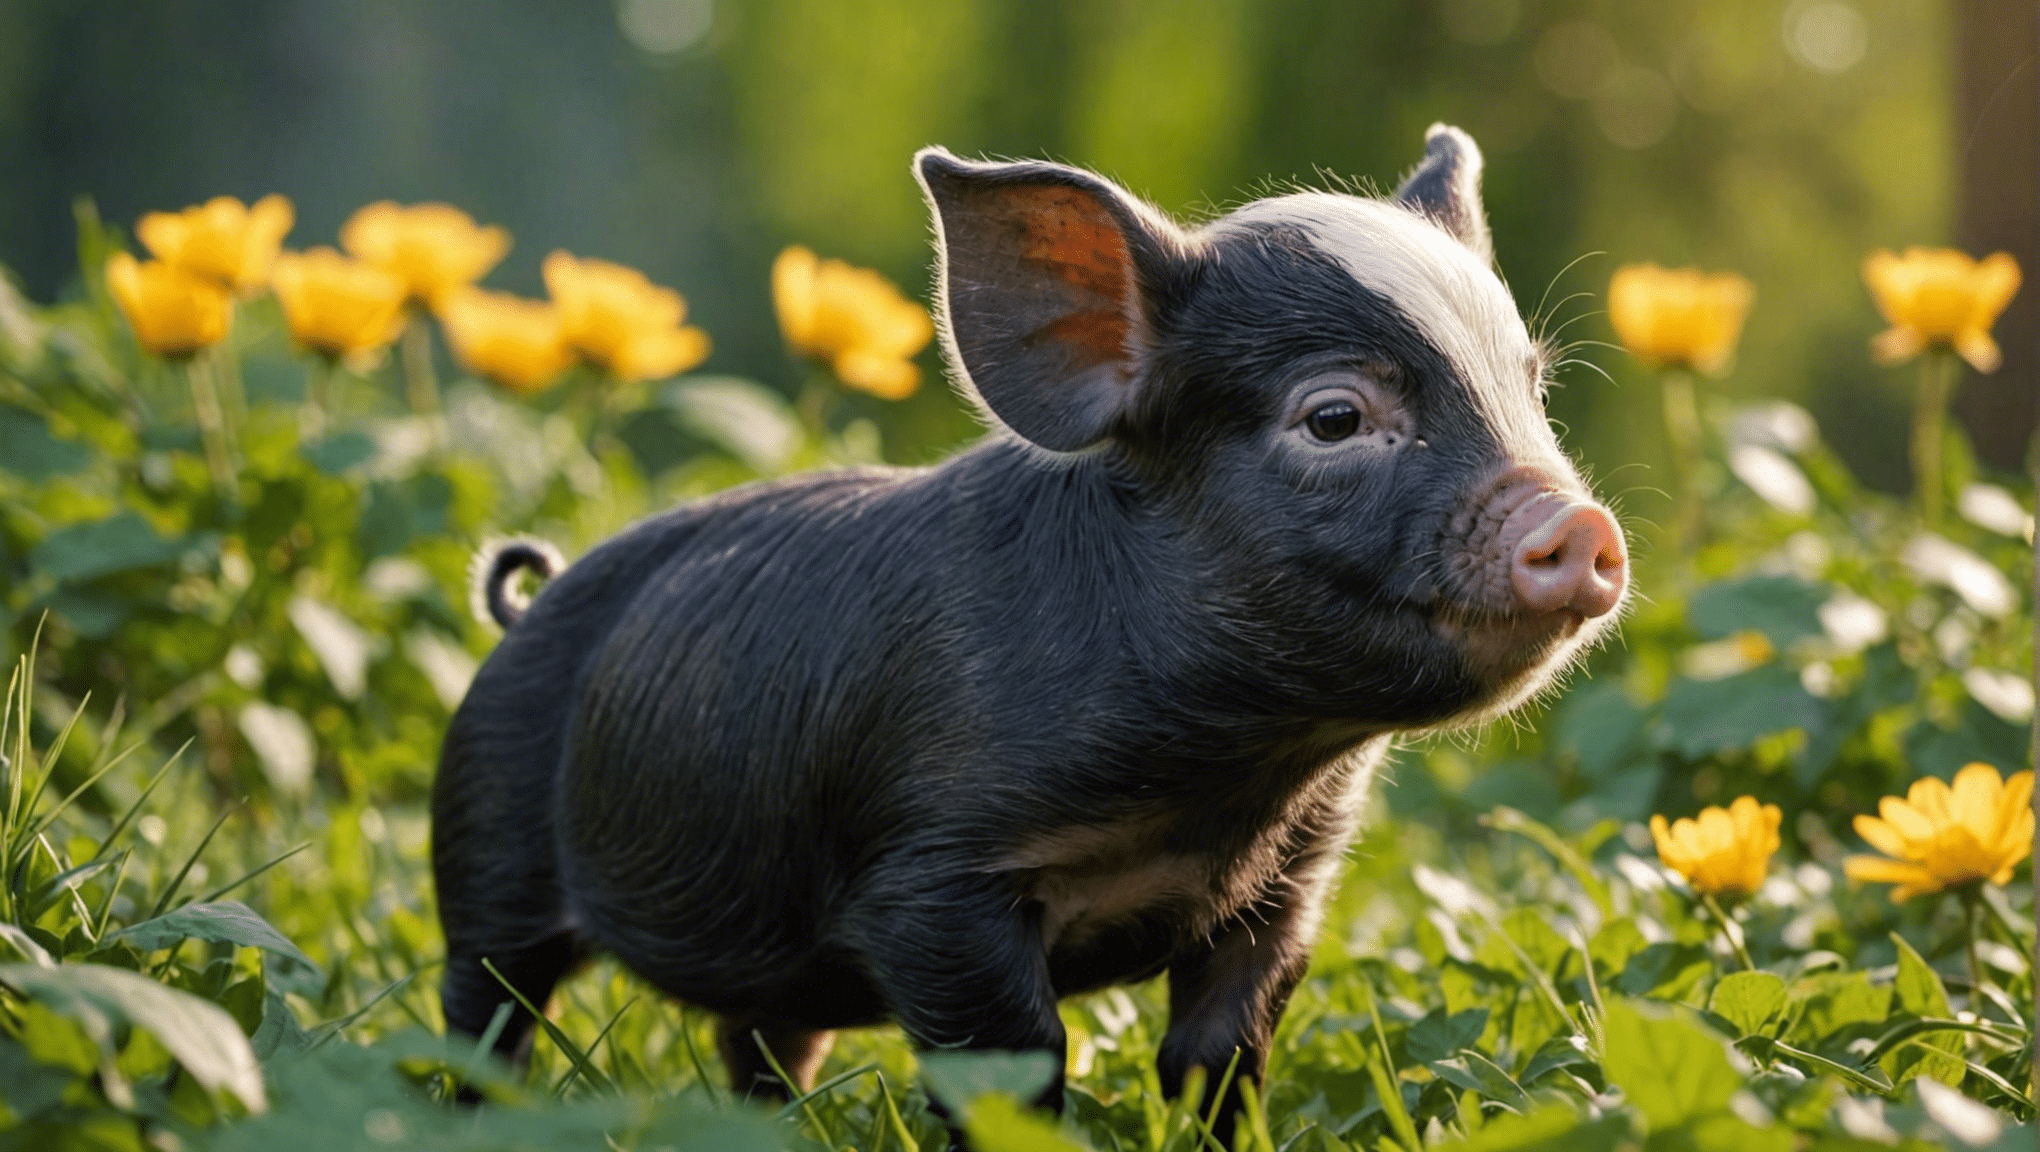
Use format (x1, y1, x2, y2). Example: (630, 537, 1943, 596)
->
(1215, 194, 1556, 462)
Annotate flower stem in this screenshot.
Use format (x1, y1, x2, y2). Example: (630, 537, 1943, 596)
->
(1699, 893, 1755, 971)
(1959, 888, 1985, 1002)
(185, 356, 236, 501)
(301, 356, 334, 440)
(2031, 416, 2040, 1108)
(1911, 350, 1955, 527)
(401, 315, 443, 448)
(1661, 368, 1704, 550)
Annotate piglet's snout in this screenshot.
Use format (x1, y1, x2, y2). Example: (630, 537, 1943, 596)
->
(1504, 490, 1627, 618)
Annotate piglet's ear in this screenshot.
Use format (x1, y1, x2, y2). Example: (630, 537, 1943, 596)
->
(916, 148, 1178, 452)
(1394, 124, 1492, 264)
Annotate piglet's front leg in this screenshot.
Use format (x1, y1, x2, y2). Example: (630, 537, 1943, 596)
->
(1157, 857, 1340, 1146)
(841, 868, 1069, 1144)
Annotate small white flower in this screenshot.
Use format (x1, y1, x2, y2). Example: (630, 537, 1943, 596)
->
(1903, 534, 2016, 618)
(238, 702, 315, 795)
(1917, 1078, 2003, 1147)
(288, 594, 374, 700)
(223, 645, 265, 689)
(1727, 400, 1817, 453)
(1962, 667, 2034, 722)
(406, 629, 479, 710)
(1817, 593, 1887, 653)
(1957, 482, 2033, 539)
(1729, 444, 1815, 514)
(363, 556, 433, 601)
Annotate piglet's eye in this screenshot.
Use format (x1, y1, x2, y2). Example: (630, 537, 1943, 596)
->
(1305, 401, 1362, 442)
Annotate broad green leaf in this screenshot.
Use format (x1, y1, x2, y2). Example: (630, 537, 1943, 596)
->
(1439, 1105, 1626, 1151)
(1406, 1007, 1489, 1062)
(963, 1092, 1099, 1152)
(107, 900, 324, 998)
(1890, 934, 1951, 1017)
(918, 1049, 1059, 1112)
(302, 431, 378, 475)
(1556, 682, 1650, 779)
(1656, 666, 1829, 759)
(1668, 1112, 1795, 1152)
(1590, 917, 1649, 979)
(1618, 942, 1711, 1002)
(0, 404, 91, 482)
(1688, 576, 1829, 645)
(1601, 1001, 1740, 1131)
(1708, 972, 1787, 1037)
(1880, 936, 1965, 1086)
(1518, 1035, 1592, 1086)
(0, 961, 265, 1113)
(0, 1032, 81, 1124)
(29, 512, 185, 583)
(1790, 972, 1891, 1047)
(1425, 1051, 1526, 1108)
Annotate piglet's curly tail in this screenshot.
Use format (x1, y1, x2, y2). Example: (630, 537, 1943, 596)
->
(468, 536, 566, 629)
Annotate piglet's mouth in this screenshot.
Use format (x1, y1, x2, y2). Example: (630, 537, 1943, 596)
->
(1431, 605, 1584, 686)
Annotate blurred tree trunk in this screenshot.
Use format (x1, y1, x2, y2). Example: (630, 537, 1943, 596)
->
(1951, 0, 2039, 472)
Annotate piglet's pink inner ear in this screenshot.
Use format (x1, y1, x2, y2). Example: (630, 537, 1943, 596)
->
(917, 149, 1172, 452)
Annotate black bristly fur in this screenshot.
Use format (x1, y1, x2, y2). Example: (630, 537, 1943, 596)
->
(437, 128, 1618, 1146)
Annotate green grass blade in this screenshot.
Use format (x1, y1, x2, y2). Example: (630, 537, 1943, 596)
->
(148, 802, 236, 919)
(1361, 978, 1422, 1152)
(192, 841, 311, 905)
(308, 974, 415, 1050)
(92, 744, 186, 859)
(751, 1027, 830, 1142)
(552, 997, 637, 1098)
(480, 956, 617, 1095)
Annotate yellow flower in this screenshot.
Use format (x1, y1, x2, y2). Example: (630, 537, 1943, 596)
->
(340, 201, 510, 309)
(1649, 795, 1781, 898)
(135, 194, 295, 293)
(1608, 264, 1754, 376)
(437, 287, 576, 395)
(104, 252, 233, 359)
(270, 248, 409, 361)
(1845, 763, 2033, 901)
(542, 251, 711, 382)
(772, 246, 934, 400)
(1862, 248, 2022, 373)
(1607, 263, 1754, 375)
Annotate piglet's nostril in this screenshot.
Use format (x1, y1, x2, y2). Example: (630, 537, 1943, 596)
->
(1509, 501, 1627, 618)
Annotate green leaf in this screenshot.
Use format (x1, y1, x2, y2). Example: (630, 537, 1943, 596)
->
(1662, 1112, 1795, 1152)
(1601, 1000, 1741, 1131)
(302, 431, 378, 475)
(0, 961, 265, 1113)
(1687, 576, 1828, 646)
(919, 1049, 1060, 1113)
(0, 404, 91, 482)
(1708, 972, 1787, 1037)
(29, 512, 186, 583)
(1656, 666, 1830, 759)
(1406, 1007, 1490, 1062)
(108, 900, 324, 999)
(1618, 943, 1712, 1002)
(1518, 1035, 1592, 1086)
(1890, 934, 1951, 1017)
(962, 1092, 1099, 1152)
(1556, 682, 1650, 779)
(1789, 972, 1891, 1047)
(1437, 1105, 1626, 1151)
(1425, 1051, 1527, 1108)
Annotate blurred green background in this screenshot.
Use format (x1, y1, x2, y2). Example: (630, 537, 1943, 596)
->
(0, 0, 2031, 545)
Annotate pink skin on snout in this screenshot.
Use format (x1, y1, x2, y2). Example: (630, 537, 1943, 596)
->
(1502, 491, 1627, 618)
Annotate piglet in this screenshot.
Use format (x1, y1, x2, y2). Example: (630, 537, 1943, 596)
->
(433, 124, 1627, 1142)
